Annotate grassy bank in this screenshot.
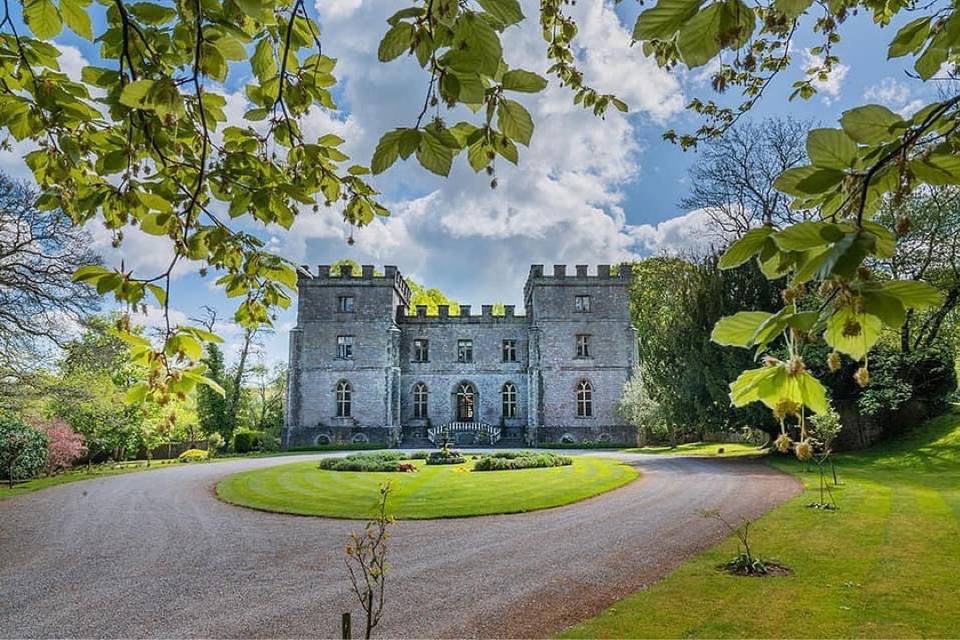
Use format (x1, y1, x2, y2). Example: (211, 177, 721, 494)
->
(562, 412, 960, 638)
(217, 455, 639, 519)
(626, 441, 768, 458)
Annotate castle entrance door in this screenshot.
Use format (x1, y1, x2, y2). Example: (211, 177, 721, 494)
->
(455, 383, 475, 422)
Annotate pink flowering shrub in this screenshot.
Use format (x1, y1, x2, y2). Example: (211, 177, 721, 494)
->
(35, 418, 86, 474)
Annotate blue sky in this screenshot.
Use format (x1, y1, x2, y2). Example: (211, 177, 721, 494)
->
(0, 0, 941, 366)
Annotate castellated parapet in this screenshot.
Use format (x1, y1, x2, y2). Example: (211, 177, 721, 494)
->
(283, 264, 638, 448)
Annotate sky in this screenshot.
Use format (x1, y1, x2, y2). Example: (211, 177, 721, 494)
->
(0, 0, 943, 367)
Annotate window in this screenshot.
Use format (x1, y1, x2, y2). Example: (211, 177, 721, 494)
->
(457, 339, 473, 363)
(575, 295, 591, 312)
(576, 334, 591, 358)
(336, 380, 352, 417)
(576, 380, 593, 417)
(336, 335, 354, 359)
(413, 382, 428, 419)
(413, 338, 429, 362)
(502, 382, 517, 419)
(502, 339, 517, 362)
(337, 296, 354, 312)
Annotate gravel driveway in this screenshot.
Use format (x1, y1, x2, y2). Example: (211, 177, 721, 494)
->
(0, 452, 800, 638)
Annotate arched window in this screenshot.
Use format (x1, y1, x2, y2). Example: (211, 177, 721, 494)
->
(456, 382, 475, 422)
(576, 380, 593, 417)
(502, 382, 517, 419)
(413, 382, 428, 419)
(335, 380, 352, 417)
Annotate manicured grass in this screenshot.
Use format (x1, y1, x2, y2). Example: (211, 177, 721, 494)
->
(561, 412, 960, 638)
(0, 458, 182, 501)
(216, 455, 639, 519)
(625, 441, 769, 458)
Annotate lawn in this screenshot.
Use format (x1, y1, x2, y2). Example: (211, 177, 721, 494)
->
(216, 455, 639, 519)
(0, 458, 182, 502)
(625, 441, 769, 458)
(561, 411, 960, 638)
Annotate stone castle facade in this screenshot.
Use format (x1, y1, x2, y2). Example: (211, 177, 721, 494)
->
(282, 264, 638, 447)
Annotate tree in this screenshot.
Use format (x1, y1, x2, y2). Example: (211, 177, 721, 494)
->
(0, 413, 48, 487)
(33, 417, 86, 475)
(406, 279, 460, 316)
(679, 117, 812, 237)
(617, 375, 667, 447)
(197, 341, 230, 440)
(627, 255, 782, 437)
(47, 316, 143, 461)
(0, 173, 100, 384)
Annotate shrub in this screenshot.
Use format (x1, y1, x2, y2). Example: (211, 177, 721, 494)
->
(207, 432, 224, 457)
(233, 430, 264, 453)
(407, 450, 429, 459)
(0, 413, 48, 486)
(178, 448, 209, 463)
(318, 451, 407, 472)
(35, 417, 86, 474)
(473, 452, 572, 471)
(425, 448, 465, 465)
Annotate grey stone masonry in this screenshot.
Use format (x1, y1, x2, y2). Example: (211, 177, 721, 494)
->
(283, 264, 638, 447)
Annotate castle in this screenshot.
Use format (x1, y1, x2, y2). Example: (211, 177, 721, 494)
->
(282, 264, 638, 448)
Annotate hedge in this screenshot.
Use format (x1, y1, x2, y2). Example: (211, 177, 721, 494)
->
(473, 452, 572, 471)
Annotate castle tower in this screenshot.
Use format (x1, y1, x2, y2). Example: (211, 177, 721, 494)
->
(524, 264, 638, 444)
(284, 264, 410, 447)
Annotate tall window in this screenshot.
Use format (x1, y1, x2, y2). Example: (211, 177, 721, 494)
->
(576, 380, 593, 417)
(457, 339, 473, 363)
(575, 295, 591, 312)
(337, 335, 354, 359)
(502, 382, 517, 419)
(576, 334, 591, 358)
(413, 338, 429, 362)
(336, 380, 352, 417)
(502, 339, 517, 362)
(413, 382, 428, 419)
(337, 296, 354, 312)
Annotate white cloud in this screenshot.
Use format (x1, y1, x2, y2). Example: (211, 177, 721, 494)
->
(626, 208, 717, 256)
(863, 77, 924, 117)
(274, 0, 687, 304)
(800, 49, 849, 104)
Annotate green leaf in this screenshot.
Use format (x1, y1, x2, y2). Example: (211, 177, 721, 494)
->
(840, 104, 904, 144)
(633, 0, 703, 41)
(128, 2, 178, 24)
(888, 16, 932, 58)
(497, 99, 534, 146)
(126, 383, 149, 404)
(909, 154, 960, 185)
(677, 3, 724, 68)
(456, 13, 502, 76)
(501, 69, 547, 93)
(772, 221, 842, 251)
(251, 38, 277, 82)
(233, 0, 269, 19)
(371, 130, 402, 174)
(729, 366, 782, 408)
(378, 22, 413, 62)
(881, 280, 942, 309)
(806, 128, 858, 170)
(119, 80, 156, 109)
(61, 0, 93, 40)
(915, 46, 947, 80)
(24, 0, 62, 39)
(861, 221, 896, 258)
(711, 311, 773, 347)
(72, 265, 110, 283)
(786, 310, 820, 333)
(718, 227, 774, 269)
(146, 284, 167, 306)
(824, 306, 882, 360)
(795, 371, 829, 414)
(862, 290, 906, 328)
(476, 0, 524, 26)
(774, 0, 813, 18)
(416, 130, 454, 176)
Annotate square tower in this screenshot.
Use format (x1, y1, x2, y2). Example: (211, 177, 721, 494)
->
(284, 264, 410, 447)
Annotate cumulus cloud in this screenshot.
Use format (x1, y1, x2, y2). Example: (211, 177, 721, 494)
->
(270, 0, 688, 305)
(863, 77, 925, 117)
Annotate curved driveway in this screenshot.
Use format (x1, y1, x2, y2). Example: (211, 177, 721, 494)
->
(0, 452, 800, 639)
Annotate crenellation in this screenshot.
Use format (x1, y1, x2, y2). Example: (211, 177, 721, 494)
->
(416, 305, 427, 317)
(576, 264, 588, 277)
(553, 264, 567, 277)
(316, 265, 330, 278)
(482, 304, 493, 317)
(598, 264, 611, 278)
(460, 304, 472, 316)
(361, 264, 375, 279)
(438, 304, 450, 318)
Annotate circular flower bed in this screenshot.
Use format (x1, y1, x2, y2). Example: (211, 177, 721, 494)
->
(473, 451, 572, 471)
